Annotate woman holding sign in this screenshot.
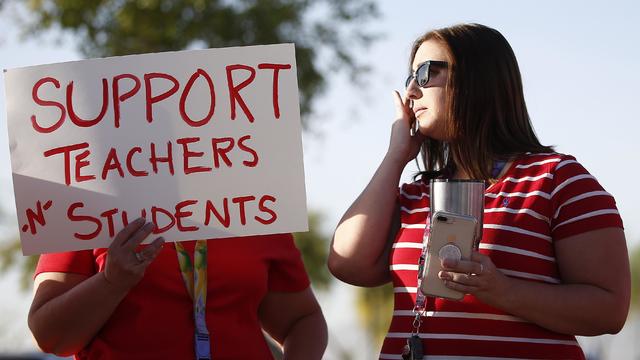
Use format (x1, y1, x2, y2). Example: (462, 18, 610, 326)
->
(28, 223, 327, 359)
(329, 23, 630, 358)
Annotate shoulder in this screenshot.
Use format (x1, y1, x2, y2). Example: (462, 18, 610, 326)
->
(511, 152, 568, 172)
(399, 180, 428, 202)
(510, 152, 595, 182)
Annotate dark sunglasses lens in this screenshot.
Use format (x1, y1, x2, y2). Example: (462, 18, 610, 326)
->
(416, 63, 429, 87)
(405, 75, 413, 88)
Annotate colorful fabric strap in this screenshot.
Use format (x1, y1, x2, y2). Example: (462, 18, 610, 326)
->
(175, 240, 211, 360)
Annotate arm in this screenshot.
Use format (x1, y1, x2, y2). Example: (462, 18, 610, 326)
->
(259, 287, 327, 360)
(328, 91, 424, 286)
(440, 227, 630, 335)
(28, 219, 164, 355)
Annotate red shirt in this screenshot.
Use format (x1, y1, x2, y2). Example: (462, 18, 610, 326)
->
(381, 153, 623, 359)
(35, 233, 310, 360)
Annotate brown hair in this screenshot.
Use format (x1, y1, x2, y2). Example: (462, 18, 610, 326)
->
(410, 23, 553, 181)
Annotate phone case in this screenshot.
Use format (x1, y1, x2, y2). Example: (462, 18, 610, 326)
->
(419, 211, 478, 300)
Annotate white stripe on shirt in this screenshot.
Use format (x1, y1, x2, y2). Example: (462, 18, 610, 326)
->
(385, 332, 579, 346)
(400, 206, 430, 214)
(392, 242, 423, 249)
(553, 190, 613, 219)
(550, 174, 596, 198)
(400, 188, 429, 200)
(515, 158, 562, 169)
(552, 209, 620, 231)
(485, 190, 550, 200)
(499, 268, 560, 283)
(502, 173, 553, 183)
(484, 207, 550, 223)
(483, 224, 551, 241)
(555, 159, 578, 170)
(394, 287, 418, 293)
(392, 310, 525, 322)
(381, 354, 541, 359)
(479, 243, 555, 262)
(390, 264, 419, 271)
(401, 223, 427, 229)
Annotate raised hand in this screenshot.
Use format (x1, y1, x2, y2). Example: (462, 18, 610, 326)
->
(103, 217, 165, 291)
(388, 90, 425, 165)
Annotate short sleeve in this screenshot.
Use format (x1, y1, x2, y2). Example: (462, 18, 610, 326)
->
(550, 155, 623, 240)
(34, 250, 97, 278)
(267, 233, 310, 292)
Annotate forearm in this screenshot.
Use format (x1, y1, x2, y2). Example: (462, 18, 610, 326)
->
(282, 310, 328, 360)
(493, 278, 628, 336)
(29, 272, 130, 355)
(330, 154, 405, 271)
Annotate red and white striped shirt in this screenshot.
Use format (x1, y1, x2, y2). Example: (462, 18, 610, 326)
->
(381, 153, 623, 359)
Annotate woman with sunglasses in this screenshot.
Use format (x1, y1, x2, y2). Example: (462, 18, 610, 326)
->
(329, 23, 630, 359)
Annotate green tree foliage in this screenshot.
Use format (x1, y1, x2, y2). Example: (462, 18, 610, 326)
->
(0, 236, 39, 290)
(293, 211, 331, 290)
(355, 283, 393, 348)
(5, 0, 378, 122)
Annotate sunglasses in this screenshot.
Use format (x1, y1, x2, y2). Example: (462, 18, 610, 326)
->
(405, 60, 448, 88)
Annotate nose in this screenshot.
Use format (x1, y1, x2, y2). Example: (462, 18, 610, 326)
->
(406, 79, 422, 100)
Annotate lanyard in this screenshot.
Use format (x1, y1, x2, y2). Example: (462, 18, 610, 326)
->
(175, 240, 211, 360)
(413, 218, 430, 324)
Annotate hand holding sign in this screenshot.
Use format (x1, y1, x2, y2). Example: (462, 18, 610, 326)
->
(102, 218, 165, 291)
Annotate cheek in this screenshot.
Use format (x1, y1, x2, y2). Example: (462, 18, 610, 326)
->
(433, 90, 446, 109)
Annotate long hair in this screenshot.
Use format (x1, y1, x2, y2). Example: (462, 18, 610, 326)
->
(410, 23, 553, 181)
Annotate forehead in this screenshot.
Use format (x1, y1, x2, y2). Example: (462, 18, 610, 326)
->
(412, 39, 448, 70)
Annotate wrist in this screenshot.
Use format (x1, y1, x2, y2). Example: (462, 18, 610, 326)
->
(382, 151, 413, 171)
(492, 274, 518, 312)
(100, 271, 134, 294)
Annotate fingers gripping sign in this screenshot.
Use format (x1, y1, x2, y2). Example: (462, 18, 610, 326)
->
(103, 217, 165, 290)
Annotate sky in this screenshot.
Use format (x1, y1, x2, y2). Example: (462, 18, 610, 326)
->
(1, 0, 639, 358)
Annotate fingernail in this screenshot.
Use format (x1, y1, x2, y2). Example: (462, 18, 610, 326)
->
(136, 217, 145, 223)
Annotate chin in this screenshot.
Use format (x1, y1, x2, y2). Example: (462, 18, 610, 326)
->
(418, 127, 446, 141)
(417, 118, 446, 140)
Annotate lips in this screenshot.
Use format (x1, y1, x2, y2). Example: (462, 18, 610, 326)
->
(413, 107, 428, 117)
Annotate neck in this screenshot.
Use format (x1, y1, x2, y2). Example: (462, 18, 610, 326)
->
(452, 167, 470, 180)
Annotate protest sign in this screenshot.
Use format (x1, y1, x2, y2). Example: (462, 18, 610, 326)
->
(4, 43, 308, 255)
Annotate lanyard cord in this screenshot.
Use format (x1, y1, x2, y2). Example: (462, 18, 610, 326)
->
(175, 240, 211, 360)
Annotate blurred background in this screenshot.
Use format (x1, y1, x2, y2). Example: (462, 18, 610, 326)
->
(0, 0, 638, 359)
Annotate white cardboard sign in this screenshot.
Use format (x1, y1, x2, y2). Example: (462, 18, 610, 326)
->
(4, 43, 308, 255)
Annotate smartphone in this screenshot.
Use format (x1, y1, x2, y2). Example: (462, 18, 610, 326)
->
(419, 211, 477, 300)
(408, 100, 418, 136)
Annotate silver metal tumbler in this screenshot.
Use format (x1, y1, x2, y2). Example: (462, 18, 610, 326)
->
(429, 179, 485, 246)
